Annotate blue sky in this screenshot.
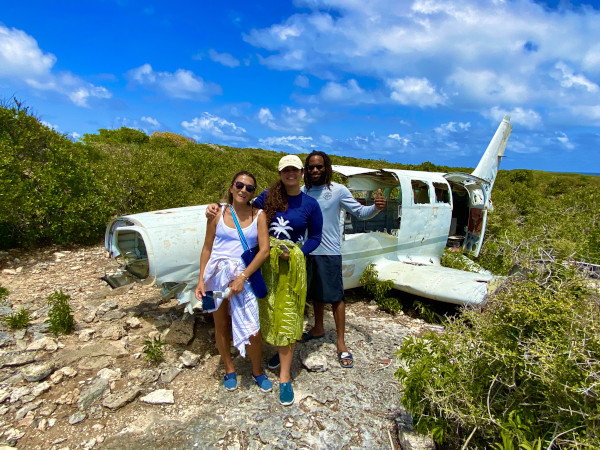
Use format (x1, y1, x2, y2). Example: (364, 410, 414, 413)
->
(1, 0, 600, 173)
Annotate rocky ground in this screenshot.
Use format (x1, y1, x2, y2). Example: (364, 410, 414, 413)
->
(0, 244, 438, 449)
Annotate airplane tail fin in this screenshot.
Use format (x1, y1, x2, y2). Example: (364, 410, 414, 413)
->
(472, 115, 512, 191)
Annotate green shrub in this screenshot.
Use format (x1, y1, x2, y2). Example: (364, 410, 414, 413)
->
(46, 290, 74, 335)
(395, 266, 599, 448)
(411, 300, 438, 323)
(3, 309, 31, 329)
(441, 248, 479, 272)
(143, 337, 166, 364)
(359, 264, 402, 314)
(0, 99, 109, 247)
(0, 286, 8, 300)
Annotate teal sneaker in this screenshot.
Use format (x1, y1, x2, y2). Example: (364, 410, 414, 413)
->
(252, 373, 273, 393)
(279, 381, 294, 406)
(223, 372, 237, 391)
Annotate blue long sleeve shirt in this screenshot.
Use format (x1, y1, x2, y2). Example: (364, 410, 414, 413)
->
(253, 190, 323, 256)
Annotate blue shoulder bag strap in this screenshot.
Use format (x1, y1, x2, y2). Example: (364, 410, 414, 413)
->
(229, 204, 250, 252)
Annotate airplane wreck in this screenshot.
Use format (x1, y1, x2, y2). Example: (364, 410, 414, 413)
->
(104, 116, 512, 310)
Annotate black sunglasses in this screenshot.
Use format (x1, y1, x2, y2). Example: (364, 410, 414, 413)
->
(307, 164, 324, 171)
(234, 181, 256, 192)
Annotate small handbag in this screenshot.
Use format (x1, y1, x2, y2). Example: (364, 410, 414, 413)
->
(229, 205, 268, 299)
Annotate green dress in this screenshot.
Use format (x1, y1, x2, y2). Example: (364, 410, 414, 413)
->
(259, 236, 307, 347)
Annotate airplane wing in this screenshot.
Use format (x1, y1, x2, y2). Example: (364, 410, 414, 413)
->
(332, 165, 379, 177)
(373, 259, 502, 306)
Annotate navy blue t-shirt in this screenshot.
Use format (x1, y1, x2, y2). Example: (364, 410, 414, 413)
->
(253, 190, 323, 256)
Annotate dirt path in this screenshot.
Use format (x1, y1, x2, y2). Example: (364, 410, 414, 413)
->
(0, 244, 434, 449)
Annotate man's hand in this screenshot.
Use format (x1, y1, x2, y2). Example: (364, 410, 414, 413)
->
(374, 188, 387, 210)
(205, 203, 221, 220)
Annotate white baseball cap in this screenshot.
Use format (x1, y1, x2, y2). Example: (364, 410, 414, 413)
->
(278, 154, 304, 171)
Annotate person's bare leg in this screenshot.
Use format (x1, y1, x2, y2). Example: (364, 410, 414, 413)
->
(308, 301, 326, 336)
(278, 344, 294, 383)
(332, 300, 350, 359)
(247, 332, 264, 376)
(213, 300, 234, 374)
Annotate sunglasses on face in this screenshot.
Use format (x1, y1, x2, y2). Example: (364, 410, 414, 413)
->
(307, 164, 324, 171)
(234, 181, 256, 192)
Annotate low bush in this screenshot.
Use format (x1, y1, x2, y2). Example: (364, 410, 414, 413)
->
(3, 309, 31, 329)
(0, 286, 8, 300)
(143, 337, 166, 364)
(46, 290, 74, 335)
(359, 263, 402, 314)
(395, 264, 599, 448)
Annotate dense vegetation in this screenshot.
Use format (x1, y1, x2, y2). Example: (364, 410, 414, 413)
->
(1, 100, 597, 263)
(2, 100, 599, 447)
(397, 266, 599, 448)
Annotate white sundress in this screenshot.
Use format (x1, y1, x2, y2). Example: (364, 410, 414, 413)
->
(202, 207, 262, 357)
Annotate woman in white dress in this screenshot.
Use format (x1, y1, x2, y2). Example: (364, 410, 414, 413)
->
(194, 171, 272, 393)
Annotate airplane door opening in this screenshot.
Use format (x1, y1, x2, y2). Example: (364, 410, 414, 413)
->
(448, 184, 469, 248)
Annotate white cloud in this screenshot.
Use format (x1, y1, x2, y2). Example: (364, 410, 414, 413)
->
(318, 79, 377, 105)
(320, 135, 333, 144)
(0, 25, 56, 77)
(0, 25, 111, 107)
(141, 116, 160, 127)
(257, 106, 316, 132)
(569, 104, 600, 124)
(553, 62, 599, 93)
(41, 121, 60, 131)
(487, 106, 542, 129)
(181, 113, 247, 142)
(258, 107, 275, 126)
(387, 133, 410, 146)
(555, 131, 574, 150)
(209, 49, 240, 68)
(258, 135, 313, 151)
(387, 77, 445, 107)
(126, 64, 222, 100)
(295, 75, 309, 88)
(447, 69, 530, 105)
(245, 0, 600, 124)
(67, 85, 111, 107)
(583, 43, 600, 74)
(434, 121, 471, 135)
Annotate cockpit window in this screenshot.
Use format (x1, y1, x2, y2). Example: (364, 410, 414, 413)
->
(433, 182, 451, 203)
(411, 180, 430, 204)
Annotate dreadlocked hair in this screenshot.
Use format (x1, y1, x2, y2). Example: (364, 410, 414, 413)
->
(304, 150, 333, 191)
(264, 180, 288, 224)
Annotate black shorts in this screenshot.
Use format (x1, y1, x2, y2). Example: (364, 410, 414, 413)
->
(306, 255, 344, 304)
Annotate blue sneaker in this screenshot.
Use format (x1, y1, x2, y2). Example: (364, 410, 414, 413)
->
(267, 353, 280, 369)
(252, 373, 273, 393)
(279, 381, 294, 406)
(223, 372, 237, 391)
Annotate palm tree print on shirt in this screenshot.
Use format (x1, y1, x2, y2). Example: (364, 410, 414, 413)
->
(269, 216, 293, 240)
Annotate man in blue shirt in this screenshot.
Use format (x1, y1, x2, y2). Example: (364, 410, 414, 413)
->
(301, 151, 386, 368)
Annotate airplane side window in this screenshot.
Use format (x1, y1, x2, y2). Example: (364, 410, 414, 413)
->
(411, 180, 430, 204)
(433, 182, 451, 203)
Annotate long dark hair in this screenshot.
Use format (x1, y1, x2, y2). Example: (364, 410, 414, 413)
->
(225, 171, 257, 205)
(304, 150, 332, 191)
(264, 180, 288, 224)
